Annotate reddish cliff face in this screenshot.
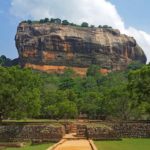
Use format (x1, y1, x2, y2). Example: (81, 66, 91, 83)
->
(15, 22, 146, 75)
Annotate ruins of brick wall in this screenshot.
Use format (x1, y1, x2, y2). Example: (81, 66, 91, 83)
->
(0, 124, 65, 142)
(87, 127, 119, 140)
(76, 121, 150, 140)
(112, 122, 150, 138)
(0, 121, 149, 142)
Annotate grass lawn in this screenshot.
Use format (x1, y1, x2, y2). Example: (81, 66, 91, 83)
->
(94, 138, 150, 150)
(5, 143, 54, 150)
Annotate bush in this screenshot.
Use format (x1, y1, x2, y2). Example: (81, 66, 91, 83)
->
(44, 18, 49, 23)
(103, 25, 112, 28)
(62, 20, 69, 25)
(27, 20, 32, 24)
(90, 25, 95, 28)
(98, 25, 102, 28)
(39, 19, 45, 24)
(81, 22, 89, 27)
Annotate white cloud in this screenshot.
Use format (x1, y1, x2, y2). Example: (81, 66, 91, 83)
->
(10, 0, 150, 62)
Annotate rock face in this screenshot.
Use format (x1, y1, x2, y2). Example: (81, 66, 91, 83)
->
(15, 22, 146, 75)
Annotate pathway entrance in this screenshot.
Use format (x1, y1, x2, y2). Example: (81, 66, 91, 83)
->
(53, 139, 92, 150)
(47, 123, 97, 150)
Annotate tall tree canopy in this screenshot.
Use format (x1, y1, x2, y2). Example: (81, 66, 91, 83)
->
(0, 66, 41, 121)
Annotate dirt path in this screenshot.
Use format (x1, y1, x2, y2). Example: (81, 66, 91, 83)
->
(53, 139, 92, 150)
(47, 123, 97, 150)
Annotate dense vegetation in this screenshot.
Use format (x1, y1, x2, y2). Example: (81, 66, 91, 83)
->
(0, 60, 150, 121)
(0, 55, 18, 67)
(22, 18, 112, 29)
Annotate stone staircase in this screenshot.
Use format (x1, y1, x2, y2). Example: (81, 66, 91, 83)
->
(70, 124, 77, 133)
(63, 123, 87, 140)
(76, 124, 87, 139)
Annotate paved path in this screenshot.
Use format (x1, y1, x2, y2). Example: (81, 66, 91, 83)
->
(53, 139, 92, 150)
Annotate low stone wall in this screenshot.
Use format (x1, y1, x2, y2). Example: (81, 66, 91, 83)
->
(77, 121, 150, 140)
(0, 124, 65, 142)
(112, 122, 150, 138)
(87, 126, 119, 140)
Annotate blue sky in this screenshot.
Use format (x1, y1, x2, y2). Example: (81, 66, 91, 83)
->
(0, 0, 150, 61)
(109, 0, 150, 32)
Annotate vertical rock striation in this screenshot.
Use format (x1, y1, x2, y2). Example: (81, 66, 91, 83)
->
(15, 22, 147, 75)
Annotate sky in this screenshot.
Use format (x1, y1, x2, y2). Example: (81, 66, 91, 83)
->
(0, 0, 150, 62)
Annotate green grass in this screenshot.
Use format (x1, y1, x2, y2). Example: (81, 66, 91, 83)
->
(94, 139, 150, 150)
(6, 143, 54, 150)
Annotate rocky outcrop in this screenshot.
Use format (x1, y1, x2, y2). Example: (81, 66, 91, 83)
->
(15, 22, 147, 75)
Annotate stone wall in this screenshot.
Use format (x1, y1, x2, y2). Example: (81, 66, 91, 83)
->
(87, 126, 119, 140)
(112, 122, 150, 138)
(0, 124, 65, 142)
(76, 121, 150, 140)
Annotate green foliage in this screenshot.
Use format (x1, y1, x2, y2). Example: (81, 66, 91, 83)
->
(98, 25, 102, 28)
(1, 60, 149, 120)
(128, 65, 150, 119)
(81, 22, 89, 27)
(62, 20, 69, 25)
(59, 78, 75, 90)
(50, 18, 61, 24)
(44, 18, 49, 22)
(24, 18, 118, 30)
(103, 25, 112, 28)
(0, 55, 12, 66)
(0, 55, 7, 65)
(127, 61, 144, 71)
(40, 18, 50, 23)
(39, 19, 45, 23)
(90, 25, 95, 28)
(27, 20, 32, 24)
(0, 66, 41, 121)
(86, 65, 100, 77)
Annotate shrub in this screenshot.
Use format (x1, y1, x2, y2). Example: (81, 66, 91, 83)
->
(62, 20, 69, 25)
(81, 22, 89, 27)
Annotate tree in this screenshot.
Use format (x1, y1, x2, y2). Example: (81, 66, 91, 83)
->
(0, 66, 41, 122)
(59, 78, 75, 90)
(0, 55, 7, 66)
(98, 25, 102, 28)
(81, 22, 89, 27)
(63, 68, 75, 78)
(128, 65, 150, 119)
(104, 84, 130, 120)
(0, 55, 18, 67)
(57, 100, 78, 119)
(81, 76, 98, 92)
(44, 18, 49, 23)
(27, 20, 32, 24)
(62, 20, 69, 25)
(50, 18, 61, 24)
(86, 65, 100, 77)
(128, 65, 150, 103)
(90, 25, 95, 28)
(54, 18, 61, 24)
(40, 19, 45, 23)
(127, 61, 144, 71)
(103, 25, 112, 28)
(79, 92, 106, 119)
